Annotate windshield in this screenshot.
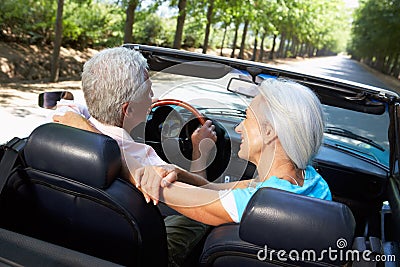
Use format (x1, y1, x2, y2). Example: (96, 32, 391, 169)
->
(151, 70, 251, 111)
(323, 105, 389, 166)
(150, 68, 390, 167)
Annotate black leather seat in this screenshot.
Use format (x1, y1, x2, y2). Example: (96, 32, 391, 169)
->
(200, 188, 356, 267)
(1, 123, 168, 267)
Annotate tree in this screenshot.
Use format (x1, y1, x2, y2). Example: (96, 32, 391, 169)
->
(0, 0, 354, 63)
(250, 29, 258, 61)
(133, 13, 163, 45)
(173, 0, 187, 49)
(123, 0, 139, 44)
(251, 0, 280, 60)
(230, 21, 239, 58)
(50, 0, 64, 82)
(237, 19, 249, 59)
(258, 32, 266, 61)
(202, 0, 215, 53)
(225, 0, 246, 58)
(219, 22, 229, 56)
(350, 0, 400, 78)
(0, 0, 56, 44)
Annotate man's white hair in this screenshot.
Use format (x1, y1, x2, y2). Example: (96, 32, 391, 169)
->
(257, 78, 325, 169)
(82, 47, 148, 127)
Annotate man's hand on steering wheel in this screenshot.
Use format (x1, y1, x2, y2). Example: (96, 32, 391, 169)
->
(191, 120, 217, 157)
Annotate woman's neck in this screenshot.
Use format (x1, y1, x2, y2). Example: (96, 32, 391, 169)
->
(256, 140, 287, 179)
(257, 146, 304, 186)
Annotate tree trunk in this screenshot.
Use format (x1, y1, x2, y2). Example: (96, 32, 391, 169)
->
(295, 44, 300, 57)
(123, 0, 138, 44)
(304, 43, 310, 57)
(393, 54, 400, 79)
(259, 32, 266, 61)
(284, 34, 291, 58)
(268, 34, 277, 60)
(364, 57, 373, 66)
(376, 54, 385, 72)
(230, 22, 239, 58)
(298, 43, 304, 57)
(390, 53, 399, 77)
(308, 45, 314, 57)
(173, 0, 187, 49)
(202, 0, 215, 54)
(220, 23, 228, 56)
(277, 32, 286, 58)
(384, 55, 393, 75)
(50, 0, 64, 82)
(290, 37, 297, 57)
(238, 19, 249, 59)
(251, 30, 258, 61)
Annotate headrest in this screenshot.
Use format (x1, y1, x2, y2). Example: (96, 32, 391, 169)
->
(240, 188, 355, 260)
(24, 123, 121, 189)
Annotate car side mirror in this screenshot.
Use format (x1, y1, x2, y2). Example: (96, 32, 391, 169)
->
(227, 77, 259, 98)
(38, 91, 74, 109)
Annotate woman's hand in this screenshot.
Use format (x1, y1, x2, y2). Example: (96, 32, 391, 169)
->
(53, 111, 99, 133)
(130, 164, 180, 205)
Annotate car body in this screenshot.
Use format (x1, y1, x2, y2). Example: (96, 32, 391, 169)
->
(0, 44, 399, 266)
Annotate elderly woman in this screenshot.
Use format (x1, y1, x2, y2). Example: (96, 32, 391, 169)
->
(133, 78, 332, 226)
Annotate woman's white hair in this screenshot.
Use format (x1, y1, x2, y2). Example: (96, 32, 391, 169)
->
(82, 47, 148, 127)
(257, 78, 325, 169)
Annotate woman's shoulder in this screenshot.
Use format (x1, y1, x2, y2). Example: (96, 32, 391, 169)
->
(304, 165, 332, 200)
(256, 165, 332, 200)
(305, 165, 318, 176)
(305, 165, 327, 184)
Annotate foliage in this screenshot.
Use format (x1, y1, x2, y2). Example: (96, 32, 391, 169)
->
(0, 0, 389, 70)
(62, 0, 124, 48)
(349, 0, 400, 77)
(167, 0, 351, 56)
(0, 0, 125, 47)
(0, 0, 56, 43)
(133, 13, 163, 45)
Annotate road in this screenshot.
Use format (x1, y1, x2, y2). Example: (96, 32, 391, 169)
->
(274, 55, 399, 92)
(0, 55, 399, 145)
(0, 81, 84, 144)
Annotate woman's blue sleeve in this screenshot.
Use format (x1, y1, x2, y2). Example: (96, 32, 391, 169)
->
(231, 188, 256, 222)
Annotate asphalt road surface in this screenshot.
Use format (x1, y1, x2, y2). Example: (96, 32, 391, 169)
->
(0, 81, 84, 144)
(277, 55, 399, 92)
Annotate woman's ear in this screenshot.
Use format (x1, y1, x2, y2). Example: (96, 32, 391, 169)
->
(263, 123, 277, 145)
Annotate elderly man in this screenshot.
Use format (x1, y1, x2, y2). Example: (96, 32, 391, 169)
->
(53, 47, 217, 267)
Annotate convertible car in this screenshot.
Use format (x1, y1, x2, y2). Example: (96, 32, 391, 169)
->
(0, 44, 399, 266)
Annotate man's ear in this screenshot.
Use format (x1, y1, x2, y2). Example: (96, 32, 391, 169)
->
(122, 102, 133, 117)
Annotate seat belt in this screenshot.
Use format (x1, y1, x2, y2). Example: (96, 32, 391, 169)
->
(0, 137, 26, 195)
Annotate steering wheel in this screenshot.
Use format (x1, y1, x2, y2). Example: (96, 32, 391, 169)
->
(148, 99, 206, 166)
(130, 98, 230, 181)
(150, 99, 206, 125)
